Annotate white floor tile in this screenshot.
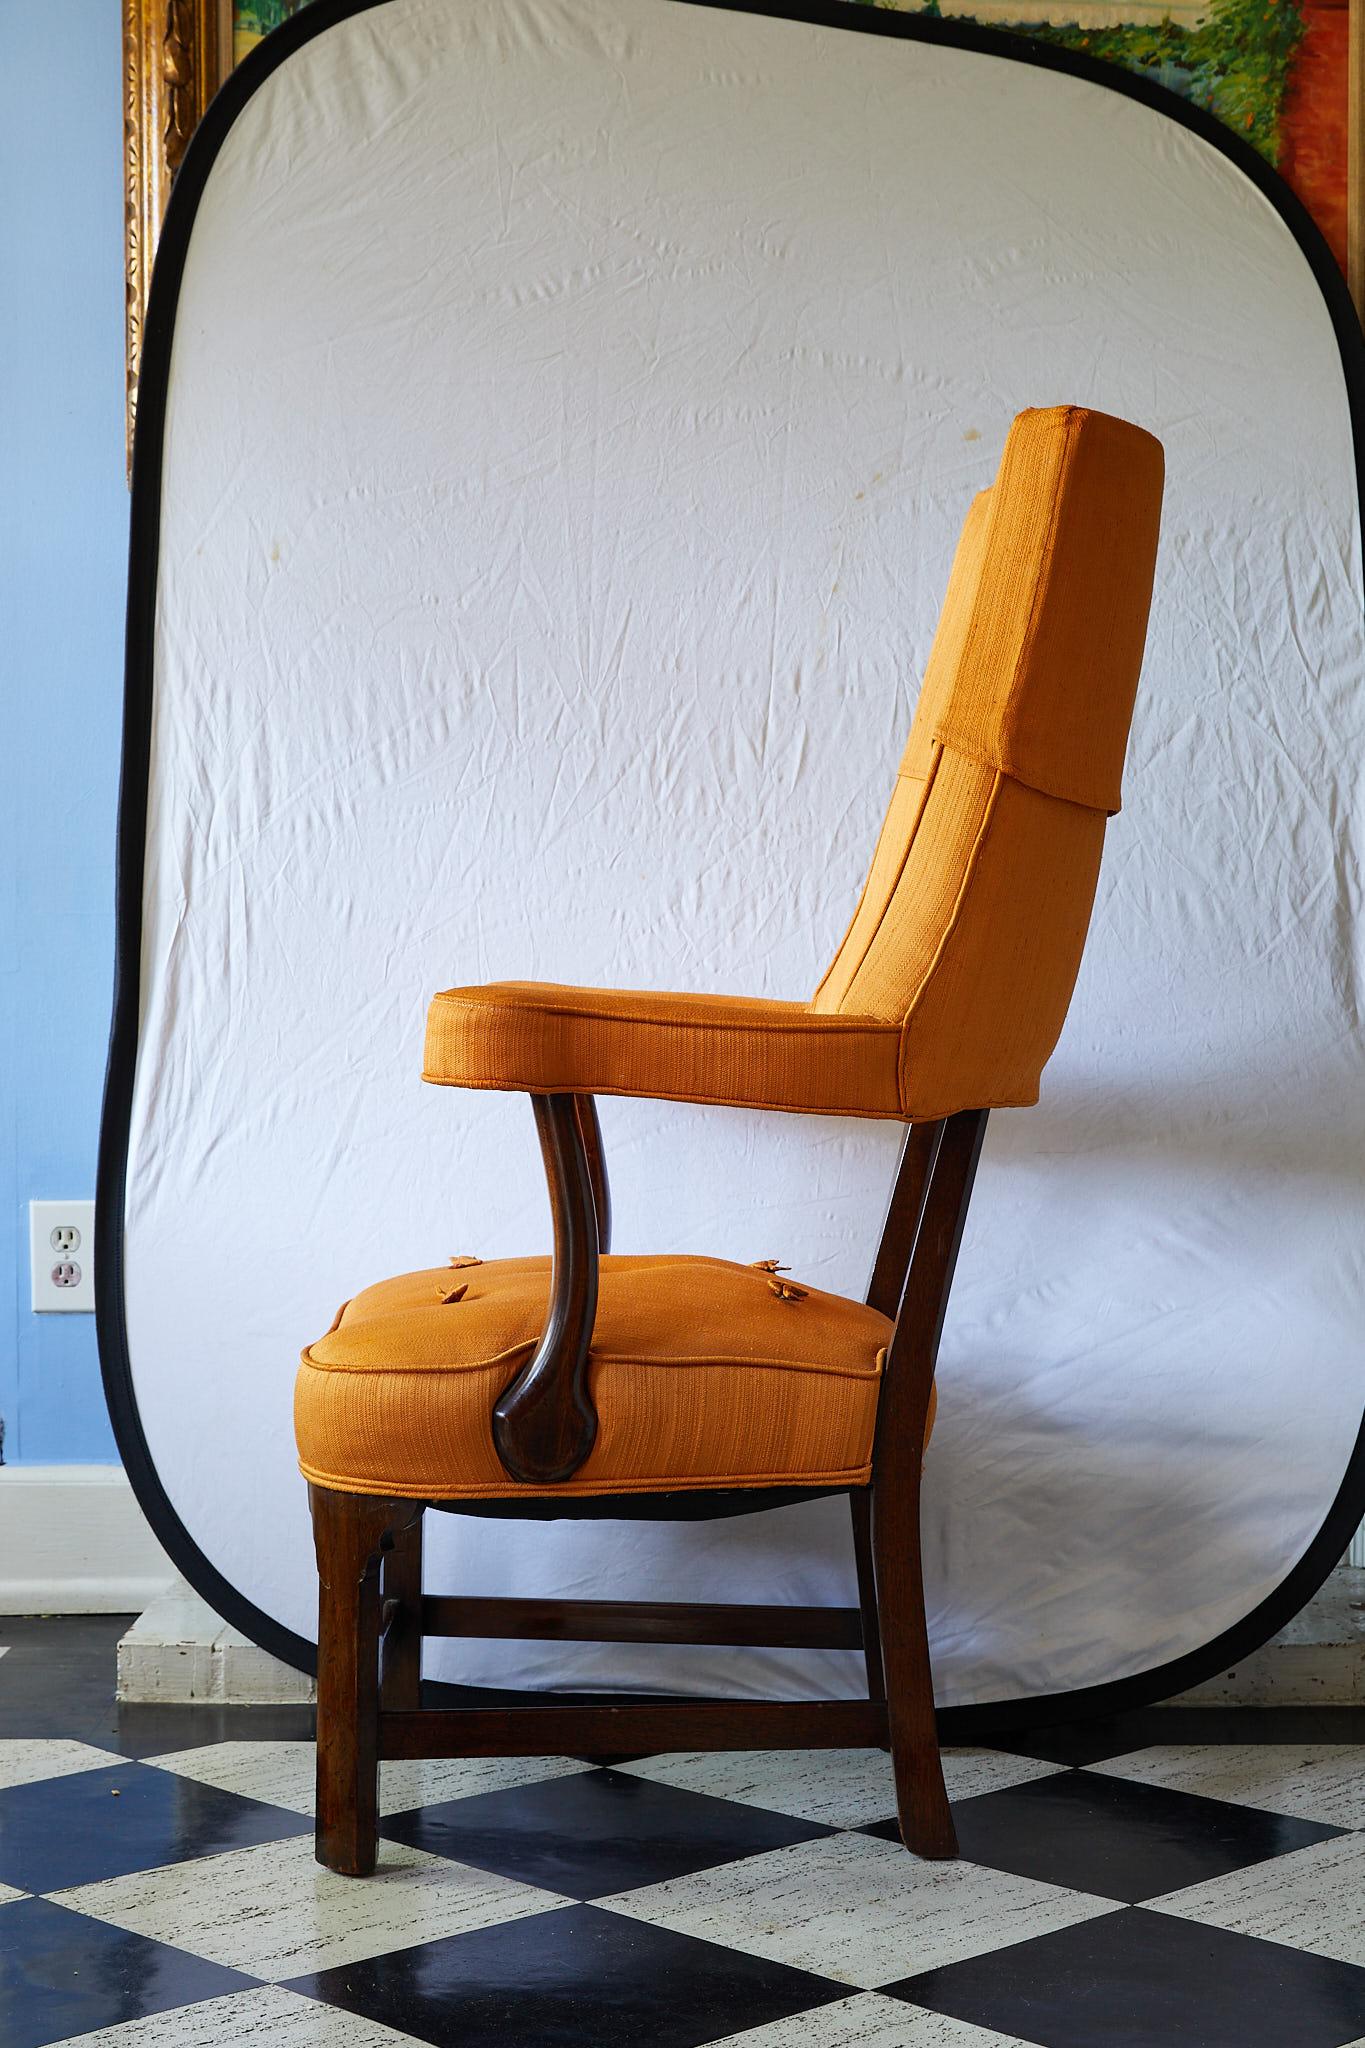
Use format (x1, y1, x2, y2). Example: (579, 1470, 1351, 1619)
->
(615, 1748, 1061, 1829)
(599, 1827, 1117, 1989)
(1152, 1830, 1365, 1967)
(707, 1989, 1033, 2045)
(942, 1751, 1066, 1804)
(38, 1984, 421, 2046)
(142, 1738, 588, 1817)
(0, 1737, 124, 1790)
(140, 1741, 317, 1814)
(0, 1883, 26, 1907)
(1089, 1743, 1365, 1828)
(377, 1751, 588, 1816)
(50, 1829, 564, 1982)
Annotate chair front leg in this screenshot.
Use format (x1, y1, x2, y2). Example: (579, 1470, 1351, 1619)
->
(381, 1507, 425, 1712)
(310, 1483, 414, 1875)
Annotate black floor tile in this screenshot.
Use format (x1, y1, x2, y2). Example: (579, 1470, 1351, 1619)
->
(0, 1894, 254, 2048)
(0, 1615, 660, 1755)
(988, 1704, 1365, 1767)
(0, 1759, 310, 1893)
(381, 1766, 831, 1899)
(865, 1766, 1342, 1903)
(0, 1618, 131, 1745)
(890, 1906, 1365, 2048)
(108, 1702, 319, 1758)
(287, 1902, 845, 2048)
(0, 1616, 319, 1756)
(10, 1614, 1365, 2048)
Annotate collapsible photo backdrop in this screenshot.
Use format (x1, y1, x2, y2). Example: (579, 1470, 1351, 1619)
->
(100, 0, 1365, 1726)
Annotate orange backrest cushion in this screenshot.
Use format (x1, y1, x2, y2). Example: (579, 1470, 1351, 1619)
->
(813, 405, 1164, 1116)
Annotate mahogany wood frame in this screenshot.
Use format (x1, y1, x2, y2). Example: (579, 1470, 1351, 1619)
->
(309, 1096, 988, 1875)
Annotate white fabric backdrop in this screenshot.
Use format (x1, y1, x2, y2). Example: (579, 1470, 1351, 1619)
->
(124, 0, 1365, 1707)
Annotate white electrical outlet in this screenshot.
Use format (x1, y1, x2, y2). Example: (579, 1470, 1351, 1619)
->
(30, 1200, 96, 1313)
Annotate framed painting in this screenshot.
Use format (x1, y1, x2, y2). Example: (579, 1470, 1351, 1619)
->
(906, 0, 1361, 288)
(122, 1, 321, 463)
(123, 1, 1361, 445)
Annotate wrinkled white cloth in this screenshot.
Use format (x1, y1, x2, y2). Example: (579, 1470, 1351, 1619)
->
(125, 0, 1365, 1708)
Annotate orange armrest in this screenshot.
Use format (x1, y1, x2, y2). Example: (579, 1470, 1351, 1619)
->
(422, 980, 905, 1119)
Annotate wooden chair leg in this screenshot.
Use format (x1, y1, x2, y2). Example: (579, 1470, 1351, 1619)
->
(865, 1109, 986, 1858)
(310, 1483, 410, 1876)
(381, 1507, 425, 1712)
(848, 1489, 885, 1709)
(870, 1472, 956, 1859)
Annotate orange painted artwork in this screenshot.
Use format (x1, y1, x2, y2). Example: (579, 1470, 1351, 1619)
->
(882, 0, 1349, 275)
(1280, 0, 1350, 268)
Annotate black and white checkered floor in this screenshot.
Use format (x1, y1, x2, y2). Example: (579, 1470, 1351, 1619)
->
(8, 1620, 1365, 2046)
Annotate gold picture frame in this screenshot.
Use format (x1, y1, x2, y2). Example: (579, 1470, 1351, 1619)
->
(123, 1, 232, 467)
(123, 0, 1365, 470)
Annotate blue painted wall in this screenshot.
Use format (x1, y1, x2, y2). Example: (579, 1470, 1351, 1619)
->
(0, 0, 125, 1462)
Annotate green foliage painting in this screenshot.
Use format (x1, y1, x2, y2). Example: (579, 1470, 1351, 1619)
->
(234, 0, 319, 61)
(878, 0, 1345, 271)
(901, 0, 1306, 164)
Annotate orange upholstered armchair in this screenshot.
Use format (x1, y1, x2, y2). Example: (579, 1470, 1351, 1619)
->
(295, 404, 1165, 1875)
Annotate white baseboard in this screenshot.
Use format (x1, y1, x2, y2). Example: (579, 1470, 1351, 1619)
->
(8, 1462, 1364, 1698)
(0, 1465, 177, 1613)
(117, 1578, 315, 1704)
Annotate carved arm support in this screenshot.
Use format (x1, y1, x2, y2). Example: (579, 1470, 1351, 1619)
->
(491, 1093, 611, 1484)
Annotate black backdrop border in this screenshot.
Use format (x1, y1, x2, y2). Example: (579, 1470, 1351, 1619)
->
(97, 0, 1365, 1735)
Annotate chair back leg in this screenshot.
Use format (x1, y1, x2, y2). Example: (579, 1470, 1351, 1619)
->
(849, 1489, 886, 1709)
(870, 1463, 955, 1856)
(870, 1106, 989, 1858)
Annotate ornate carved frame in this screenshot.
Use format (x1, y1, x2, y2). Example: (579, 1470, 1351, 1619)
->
(123, 2, 232, 467)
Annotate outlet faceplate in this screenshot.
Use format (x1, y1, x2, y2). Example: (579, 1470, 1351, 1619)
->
(30, 1200, 96, 1313)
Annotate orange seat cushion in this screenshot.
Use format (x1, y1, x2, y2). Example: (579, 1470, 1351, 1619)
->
(295, 1254, 901, 1500)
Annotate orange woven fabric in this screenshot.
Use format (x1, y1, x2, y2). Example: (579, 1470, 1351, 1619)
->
(423, 986, 903, 1118)
(296, 405, 1161, 1505)
(932, 407, 1164, 814)
(817, 751, 1109, 1115)
(296, 1255, 900, 1499)
(423, 405, 1164, 1124)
